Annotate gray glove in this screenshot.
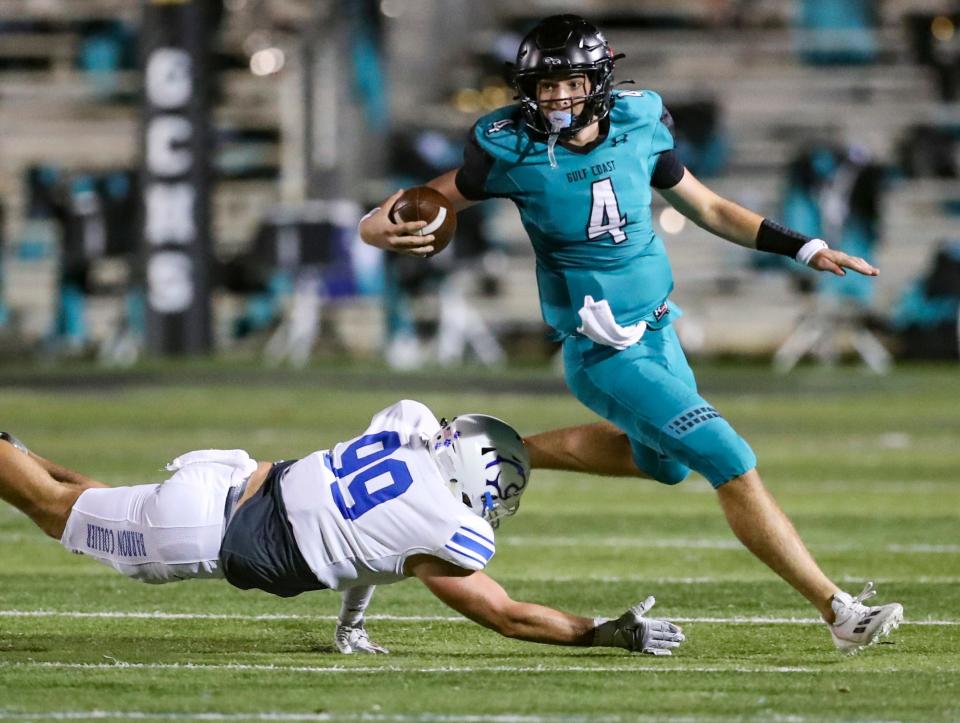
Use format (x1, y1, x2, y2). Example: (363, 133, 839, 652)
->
(592, 596, 685, 655)
(334, 621, 389, 654)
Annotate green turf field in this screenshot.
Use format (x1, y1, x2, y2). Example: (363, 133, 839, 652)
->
(0, 362, 958, 721)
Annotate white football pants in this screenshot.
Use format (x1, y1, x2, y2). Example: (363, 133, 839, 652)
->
(60, 449, 258, 584)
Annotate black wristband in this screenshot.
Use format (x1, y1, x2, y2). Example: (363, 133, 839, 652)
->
(755, 219, 812, 258)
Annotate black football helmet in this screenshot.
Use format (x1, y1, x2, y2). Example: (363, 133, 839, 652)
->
(510, 15, 621, 137)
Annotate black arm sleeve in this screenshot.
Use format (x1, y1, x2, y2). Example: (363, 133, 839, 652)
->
(651, 106, 685, 190)
(651, 151, 685, 189)
(454, 126, 496, 201)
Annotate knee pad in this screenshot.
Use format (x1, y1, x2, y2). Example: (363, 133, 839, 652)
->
(653, 461, 691, 486)
(630, 439, 691, 485)
(663, 413, 756, 489)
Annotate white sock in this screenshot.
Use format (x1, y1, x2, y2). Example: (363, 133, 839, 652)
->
(338, 586, 376, 627)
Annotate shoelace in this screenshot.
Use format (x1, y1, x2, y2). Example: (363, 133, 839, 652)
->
(338, 625, 368, 643)
(847, 581, 877, 613)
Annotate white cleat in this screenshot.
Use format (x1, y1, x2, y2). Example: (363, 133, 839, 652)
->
(828, 581, 903, 654)
(334, 622, 389, 654)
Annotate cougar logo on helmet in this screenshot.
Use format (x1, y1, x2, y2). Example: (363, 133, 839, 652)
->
(484, 449, 529, 501)
(428, 415, 531, 528)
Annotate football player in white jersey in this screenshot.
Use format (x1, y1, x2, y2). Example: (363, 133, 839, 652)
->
(0, 404, 685, 656)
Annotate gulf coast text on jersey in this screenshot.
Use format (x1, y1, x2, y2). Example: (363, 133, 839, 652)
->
(566, 159, 616, 184)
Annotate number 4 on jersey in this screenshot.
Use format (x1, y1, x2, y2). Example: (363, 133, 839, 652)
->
(587, 178, 627, 244)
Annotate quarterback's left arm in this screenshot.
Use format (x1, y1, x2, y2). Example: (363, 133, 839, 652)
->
(659, 170, 878, 277)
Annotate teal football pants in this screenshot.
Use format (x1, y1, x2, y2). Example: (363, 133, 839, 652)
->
(562, 324, 756, 488)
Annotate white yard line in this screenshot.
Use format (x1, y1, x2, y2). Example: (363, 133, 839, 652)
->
(499, 537, 960, 553)
(0, 610, 956, 625)
(1, 568, 957, 586)
(503, 575, 960, 584)
(0, 660, 889, 674)
(0, 712, 867, 723)
(0, 713, 659, 722)
(0, 711, 752, 723)
(0, 715, 349, 722)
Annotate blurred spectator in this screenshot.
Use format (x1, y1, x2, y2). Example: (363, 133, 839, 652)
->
(19, 167, 62, 261)
(347, 0, 389, 132)
(75, 20, 137, 100)
(227, 201, 369, 366)
(797, 0, 879, 65)
(0, 200, 8, 329)
(898, 124, 960, 179)
(36, 169, 140, 356)
(906, 11, 960, 102)
(50, 174, 97, 352)
(890, 241, 960, 359)
(668, 100, 729, 178)
(771, 144, 891, 373)
(782, 143, 886, 305)
(383, 129, 503, 369)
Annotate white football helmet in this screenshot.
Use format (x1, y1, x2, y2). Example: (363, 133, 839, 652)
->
(428, 414, 531, 528)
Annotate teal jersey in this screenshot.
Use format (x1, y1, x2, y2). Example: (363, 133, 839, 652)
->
(456, 91, 679, 338)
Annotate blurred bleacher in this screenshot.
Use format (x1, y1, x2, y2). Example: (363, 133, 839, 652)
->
(1, 0, 957, 357)
(0, 0, 291, 342)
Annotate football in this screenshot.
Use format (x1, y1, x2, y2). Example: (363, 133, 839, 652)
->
(389, 186, 457, 256)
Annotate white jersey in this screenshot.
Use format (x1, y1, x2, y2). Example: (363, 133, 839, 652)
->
(280, 400, 496, 590)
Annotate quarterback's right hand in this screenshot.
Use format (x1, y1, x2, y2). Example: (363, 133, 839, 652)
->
(592, 596, 685, 655)
(358, 190, 435, 257)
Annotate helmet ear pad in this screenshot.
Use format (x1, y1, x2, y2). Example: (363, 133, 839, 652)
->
(428, 415, 531, 528)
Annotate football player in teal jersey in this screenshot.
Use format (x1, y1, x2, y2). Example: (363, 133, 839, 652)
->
(360, 14, 902, 653)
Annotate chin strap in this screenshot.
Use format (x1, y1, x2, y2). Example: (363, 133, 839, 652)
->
(481, 491, 501, 528)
